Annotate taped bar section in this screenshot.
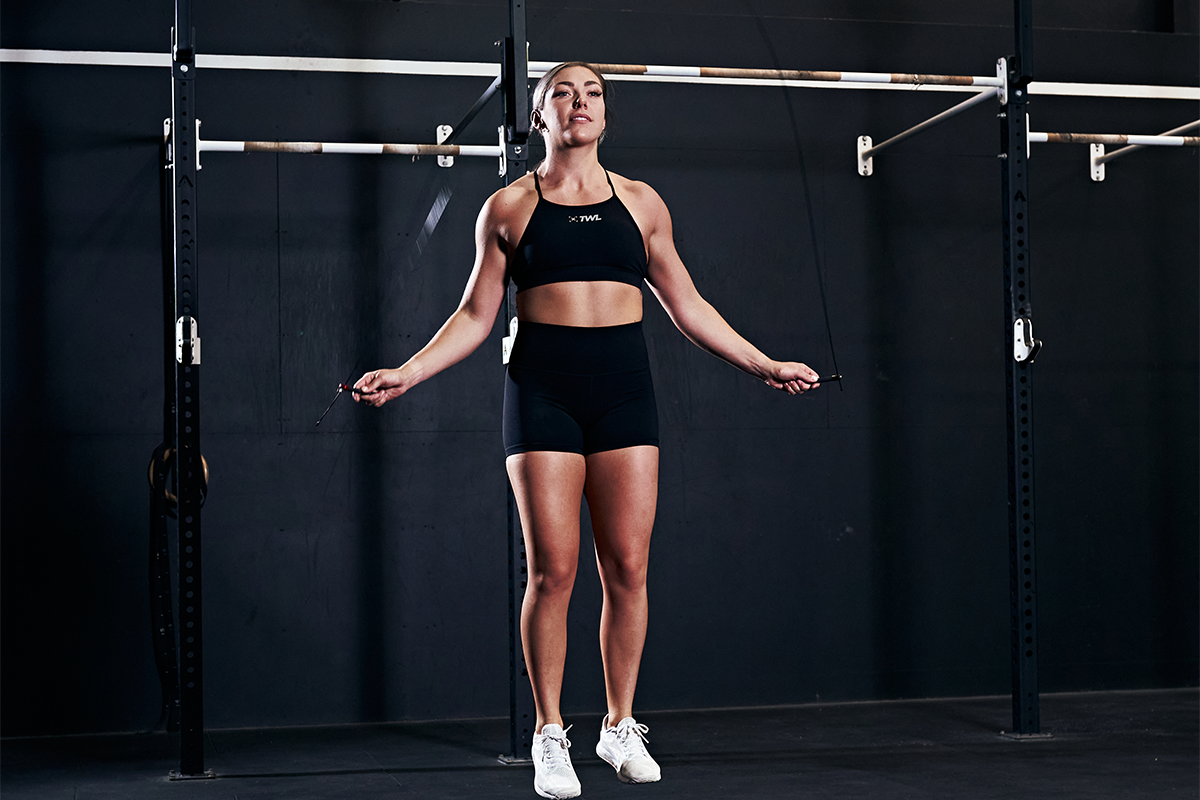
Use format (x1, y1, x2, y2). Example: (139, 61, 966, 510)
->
(1030, 131, 1200, 146)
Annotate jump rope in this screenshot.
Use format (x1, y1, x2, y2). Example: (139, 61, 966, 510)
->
(316, 60, 843, 425)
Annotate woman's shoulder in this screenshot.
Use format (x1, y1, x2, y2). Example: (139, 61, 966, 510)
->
(486, 172, 539, 213)
(479, 173, 539, 235)
(609, 171, 669, 223)
(610, 171, 666, 208)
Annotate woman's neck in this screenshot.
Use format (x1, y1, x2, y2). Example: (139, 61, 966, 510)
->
(538, 144, 606, 194)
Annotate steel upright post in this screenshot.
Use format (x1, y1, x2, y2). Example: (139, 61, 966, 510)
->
(502, 0, 534, 763)
(152, 115, 181, 738)
(1001, 0, 1042, 737)
(168, 0, 209, 776)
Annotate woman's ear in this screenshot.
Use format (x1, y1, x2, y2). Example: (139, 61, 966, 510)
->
(530, 110, 542, 131)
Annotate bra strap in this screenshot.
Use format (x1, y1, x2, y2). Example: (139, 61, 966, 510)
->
(533, 170, 543, 199)
(604, 170, 616, 198)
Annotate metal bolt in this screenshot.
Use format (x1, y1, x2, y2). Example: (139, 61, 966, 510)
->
(180, 64, 189, 72)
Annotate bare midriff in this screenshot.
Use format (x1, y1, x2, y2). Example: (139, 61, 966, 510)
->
(516, 281, 644, 327)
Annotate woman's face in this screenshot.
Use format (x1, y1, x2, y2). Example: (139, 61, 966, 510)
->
(536, 65, 606, 147)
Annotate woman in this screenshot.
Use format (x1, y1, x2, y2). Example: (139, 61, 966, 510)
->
(355, 61, 821, 800)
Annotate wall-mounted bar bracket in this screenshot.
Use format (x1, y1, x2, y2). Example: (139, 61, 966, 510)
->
(499, 126, 513, 177)
(1090, 144, 1106, 181)
(437, 125, 454, 167)
(1013, 317, 1041, 363)
(501, 316, 519, 364)
(856, 135, 873, 176)
(176, 316, 201, 364)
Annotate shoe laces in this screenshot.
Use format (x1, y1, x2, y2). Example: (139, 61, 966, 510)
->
(611, 718, 651, 759)
(539, 724, 573, 770)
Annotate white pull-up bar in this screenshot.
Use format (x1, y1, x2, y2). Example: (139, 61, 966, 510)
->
(200, 140, 504, 156)
(6, 48, 1197, 99)
(1094, 120, 1200, 165)
(189, 120, 509, 174)
(1028, 121, 1200, 181)
(577, 60, 1002, 90)
(1030, 131, 1200, 146)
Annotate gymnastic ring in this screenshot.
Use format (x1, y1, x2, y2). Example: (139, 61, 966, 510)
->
(148, 447, 209, 510)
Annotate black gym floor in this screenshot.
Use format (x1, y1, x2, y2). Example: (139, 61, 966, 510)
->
(3, 688, 1196, 799)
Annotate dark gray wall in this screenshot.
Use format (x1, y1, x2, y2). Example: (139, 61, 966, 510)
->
(2, 0, 1197, 736)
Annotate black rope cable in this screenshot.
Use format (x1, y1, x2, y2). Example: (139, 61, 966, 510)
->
(745, 2, 843, 388)
(316, 167, 456, 425)
(312, 71, 518, 425)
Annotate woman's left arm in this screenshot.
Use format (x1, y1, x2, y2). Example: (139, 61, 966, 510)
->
(636, 183, 821, 395)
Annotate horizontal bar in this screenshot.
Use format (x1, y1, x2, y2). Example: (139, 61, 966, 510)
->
(0, 49, 497, 76)
(4, 48, 1197, 100)
(1096, 120, 1200, 163)
(1028, 80, 1200, 101)
(577, 61, 1002, 87)
(199, 53, 495, 77)
(589, 73, 992, 93)
(0, 49, 1000, 89)
(200, 140, 503, 156)
(862, 88, 997, 158)
(1030, 131, 1200, 146)
(0, 48, 171, 67)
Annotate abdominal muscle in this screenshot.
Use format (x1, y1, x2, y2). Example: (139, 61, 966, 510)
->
(516, 280, 644, 327)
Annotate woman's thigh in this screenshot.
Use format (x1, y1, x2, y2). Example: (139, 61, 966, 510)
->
(506, 450, 588, 581)
(584, 446, 659, 580)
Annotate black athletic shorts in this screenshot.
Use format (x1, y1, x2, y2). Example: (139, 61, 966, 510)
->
(503, 321, 659, 457)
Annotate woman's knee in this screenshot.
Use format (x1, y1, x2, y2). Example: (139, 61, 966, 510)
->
(598, 553, 648, 596)
(528, 560, 578, 599)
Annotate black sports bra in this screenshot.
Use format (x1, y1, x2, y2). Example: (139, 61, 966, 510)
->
(508, 171, 649, 293)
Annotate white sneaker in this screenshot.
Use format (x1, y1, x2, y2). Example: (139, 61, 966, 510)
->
(532, 724, 582, 799)
(596, 715, 661, 784)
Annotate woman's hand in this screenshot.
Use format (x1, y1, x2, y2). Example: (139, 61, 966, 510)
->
(353, 368, 410, 407)
(764, 361, 822, 395)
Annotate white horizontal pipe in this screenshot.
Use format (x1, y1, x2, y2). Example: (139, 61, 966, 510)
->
(4, 48, 1196, 100)
(1096, 120, 1200, 163)
(198, 53, 496, 77)
(1028, 80, 1200, 101)
(594, 73, 991, 92)
(199, 139, 503, 157)
(0, 48, 172, 67)
(1030, 131, 1200, 146)
(565, 60, 1002, 87)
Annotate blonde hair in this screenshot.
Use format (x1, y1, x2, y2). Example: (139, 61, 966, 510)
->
(530, 61, 612, 143)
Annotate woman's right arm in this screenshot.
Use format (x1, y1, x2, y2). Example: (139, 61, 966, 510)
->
(353, 190, 513, 407)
